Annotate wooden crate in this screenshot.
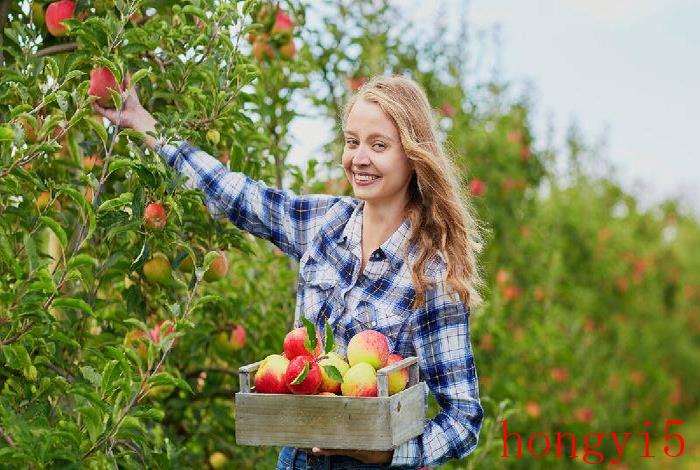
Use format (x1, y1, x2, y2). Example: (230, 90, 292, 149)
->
(235, 356, 426, 450)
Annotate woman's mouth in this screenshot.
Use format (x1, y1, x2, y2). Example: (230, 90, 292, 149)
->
(353, 172, 382, 186)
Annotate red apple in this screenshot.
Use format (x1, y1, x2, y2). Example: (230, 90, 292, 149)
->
(283, 326, 323, 360)
(550, 367, 569, 383)
(439, 102, 456, 118)
(279, 39, 296, 60)
(525, 401, 541, 418)
(385, 353, 409, 395)
(317, 351, 349, 394)
(520, 145, 531, 160)
(285, 355, 322, 395)
(149, 320, 176, 345)
(253, 34, 274, 62)
(229, 324, 246, 350)
(254, 354, 290, 394)
(35, 191, 51, 210)
(272, 9, 294, 35)
(19, 116, 40, 143)
(341, 362, 377, 397)
(203, 251, 228, 282)
(124, 329, 148, 360)
(83, 154, 103, 172)
(45, 0, 76, 37)
(209, 452, 228, 469)
(89, 66, 121, 108)
(142, 253, 172, 285)
(346, 330, 390, 370)
(469, 178, 486, 196)
(574, 407, 594, 423)
(143, 202, 167, 230)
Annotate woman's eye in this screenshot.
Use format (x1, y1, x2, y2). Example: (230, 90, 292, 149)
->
(373, 143, 386, 150)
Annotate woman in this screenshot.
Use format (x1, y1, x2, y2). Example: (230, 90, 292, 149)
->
(94, 75, 484, 469)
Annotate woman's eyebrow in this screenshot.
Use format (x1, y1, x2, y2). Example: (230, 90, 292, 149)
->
(344, 130, 394, 141)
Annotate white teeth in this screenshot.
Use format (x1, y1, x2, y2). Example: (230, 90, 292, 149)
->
(355, 174, 380, 181)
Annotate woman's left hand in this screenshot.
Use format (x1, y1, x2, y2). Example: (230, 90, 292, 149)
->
(301, 447, 394, 464)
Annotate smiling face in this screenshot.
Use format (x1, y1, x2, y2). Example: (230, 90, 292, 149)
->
(342, 98, 414, 207)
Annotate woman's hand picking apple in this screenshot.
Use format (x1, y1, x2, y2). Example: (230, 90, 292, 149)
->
(92, 74, 159, 149)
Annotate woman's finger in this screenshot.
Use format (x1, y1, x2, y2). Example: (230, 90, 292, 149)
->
(92, 102, 122, 126)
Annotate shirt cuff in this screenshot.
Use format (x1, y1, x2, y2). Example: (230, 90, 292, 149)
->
(389, 436, 421, 468)
(153, 139, 184, 167)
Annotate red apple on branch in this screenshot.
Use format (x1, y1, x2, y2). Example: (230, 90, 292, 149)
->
(272, 9, 294, 35)
(203, 251, 228, 282)
(469, 179, 486, 196)
(45, 0, 76, 37)
(144, 202, 167, 230)
(89, 66, 121, 108)
(143, 253, 173, 285)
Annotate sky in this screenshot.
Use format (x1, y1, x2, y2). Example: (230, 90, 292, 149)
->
(288, 0, 699, 216)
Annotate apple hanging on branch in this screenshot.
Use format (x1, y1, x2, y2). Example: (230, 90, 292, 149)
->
(89, 66, 122, 108)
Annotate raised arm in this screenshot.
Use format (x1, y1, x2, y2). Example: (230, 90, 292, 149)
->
(156, 141, 341, 260)
(93, 79, 342, 260)
(390, 292, 484, 468)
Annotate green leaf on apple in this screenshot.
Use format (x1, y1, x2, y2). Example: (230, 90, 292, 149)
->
(323, 365, 343, 383)
(301, 317, 317, 354)
(291, 362, 309, 385)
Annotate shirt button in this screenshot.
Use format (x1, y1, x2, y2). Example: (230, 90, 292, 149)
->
(371, 321, 377, 327)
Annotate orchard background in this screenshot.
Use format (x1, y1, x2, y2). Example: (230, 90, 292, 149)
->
(1, 0, 699, 468)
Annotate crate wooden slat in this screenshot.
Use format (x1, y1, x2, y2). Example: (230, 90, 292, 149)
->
(235, 356, 426, 450)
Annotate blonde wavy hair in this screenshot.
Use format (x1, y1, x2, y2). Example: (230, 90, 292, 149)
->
(341, 75, 485, 311)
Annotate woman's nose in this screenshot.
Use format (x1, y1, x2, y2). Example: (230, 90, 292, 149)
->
(352, 145, 371, 166)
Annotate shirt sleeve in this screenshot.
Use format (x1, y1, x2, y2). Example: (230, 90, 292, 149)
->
(155, 140, 342, 261)
(389, 292, 484, 469)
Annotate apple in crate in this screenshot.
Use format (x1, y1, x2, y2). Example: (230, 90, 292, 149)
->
(317, 351, 350, 394)
(347, 330, 390, 369)
(284, 355, 322, 395)
(341, 362, 377, 397)
(386, 353, 409, 395)
(283, 326, 323, 359)
(254, 354, 290, 394)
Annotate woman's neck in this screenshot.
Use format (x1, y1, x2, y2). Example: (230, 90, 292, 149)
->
(361, 198, 408, 247)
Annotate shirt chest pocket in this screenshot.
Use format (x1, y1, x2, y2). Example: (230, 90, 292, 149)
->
(353, 299, 409, 346)
(300, 254, 338, 291)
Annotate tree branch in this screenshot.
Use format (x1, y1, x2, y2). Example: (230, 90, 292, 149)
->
(36, 42, 79, 57)
(0, 425, 15, 448)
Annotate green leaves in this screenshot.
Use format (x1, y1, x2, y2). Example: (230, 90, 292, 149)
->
(322, 365, 343, 383)
(290, 362, 309, 385)
(148, 372, 193, 394)
(2, 343, 37, 382)
(301, 317, 317, 354)
(39, 216, 67, 248)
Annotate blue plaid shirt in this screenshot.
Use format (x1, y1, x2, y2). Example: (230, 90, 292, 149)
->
(156, 141, 484, 469)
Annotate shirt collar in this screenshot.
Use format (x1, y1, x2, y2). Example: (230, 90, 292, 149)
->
(336, 200, 413, 269)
